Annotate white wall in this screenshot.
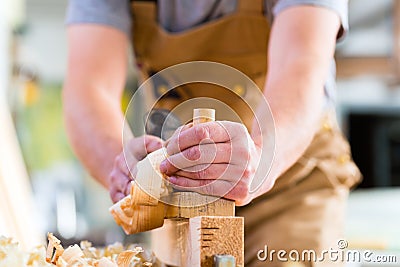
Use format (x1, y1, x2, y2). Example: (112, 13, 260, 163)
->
(19, 0, 68, 83)
(0, 0, 10, 96)
(336, 0, 393, 57)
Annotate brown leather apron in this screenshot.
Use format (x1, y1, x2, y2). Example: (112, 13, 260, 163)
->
(132, 0, 269, 131)
(131, 1, 362, 266)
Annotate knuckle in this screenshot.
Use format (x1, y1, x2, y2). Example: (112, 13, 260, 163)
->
(186, 146, 201, 161)
(238, 146, 251, 161)
(179, 179, 189, 188)
(200, 180, 211, 187)
(242, 165, 255, 178)
(109, 170, 118, 183)
(114, 154, 123, 165)
(226, 144, 233, 155)
(195, 168, 208, 180)
(196, 164, 215, 180)
(243, 153, 251, 163)
(194, 126, 209, 142)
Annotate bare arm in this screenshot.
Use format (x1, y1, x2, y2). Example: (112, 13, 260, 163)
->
(252, 5, 341, 197)
(63, 25, 128, 188)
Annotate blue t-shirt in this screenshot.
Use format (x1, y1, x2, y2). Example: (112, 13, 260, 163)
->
(66, 0, 348, 39)
(65, 0, 349, 104)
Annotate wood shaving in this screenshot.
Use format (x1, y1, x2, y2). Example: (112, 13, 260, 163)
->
(0, 234, 160, 267)
(109, 148, 171, 235)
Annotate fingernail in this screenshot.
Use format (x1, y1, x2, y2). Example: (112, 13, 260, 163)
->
(169, 176, 177, 183)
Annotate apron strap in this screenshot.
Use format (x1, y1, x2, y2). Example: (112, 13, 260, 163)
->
(131, 1, 157, 22)
(237, 0, 264, 14)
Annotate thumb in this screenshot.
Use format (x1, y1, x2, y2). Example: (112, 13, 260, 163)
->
(144, 135, 164, 153)
(126, 135, 164, 162)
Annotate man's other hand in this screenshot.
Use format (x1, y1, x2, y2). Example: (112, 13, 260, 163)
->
(109, 135, 164, 203)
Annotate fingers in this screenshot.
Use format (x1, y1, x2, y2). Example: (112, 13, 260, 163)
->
(110, 191, 125, 204)
(164, 121, 252, 163)
(175, 163, 245, 181)
(165, 121, 231, 156)
(169, 175, 251, 205)
(110, 135, 163, 203)
(111, 124, 256, 205)
(160, 134, 253, 177)
(164, 122, 193, 148)
(144, 135, 164, 153)
(115, 153, 130, 176)
(167, 163, 249, 199)
(109, 167, 131, 203)
(169, 177, 237, 199)
(160, 143, 232, 175)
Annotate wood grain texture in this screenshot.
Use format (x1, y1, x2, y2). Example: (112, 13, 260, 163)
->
(151, 219, 190, 266)
(110, 199, 165, 235)
(128, 203, 165, 234)
(133, 148, 169, 206)
(109, 193, 166, 234)
(165, 192, 235, 218)
(193, 108, 215, 124)
(109, 147, 169, 234)
(186, 216, 244, 267)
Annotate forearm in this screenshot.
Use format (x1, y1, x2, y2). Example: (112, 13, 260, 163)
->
(250, 5, 340, 199)
(64, 25, 129, 189)
(63, 85, 124, 188)
(252, 61, 326, 198)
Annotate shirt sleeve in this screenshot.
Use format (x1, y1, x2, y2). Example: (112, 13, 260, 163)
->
(65, 0, 132, 37)
(273, 0, 349, 41)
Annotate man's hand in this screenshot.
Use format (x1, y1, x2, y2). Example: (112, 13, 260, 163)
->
(109, 135, 164, 203)
(160, 121, 262, 206)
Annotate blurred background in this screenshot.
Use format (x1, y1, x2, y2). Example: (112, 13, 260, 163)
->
(0, 0, 400, 266)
